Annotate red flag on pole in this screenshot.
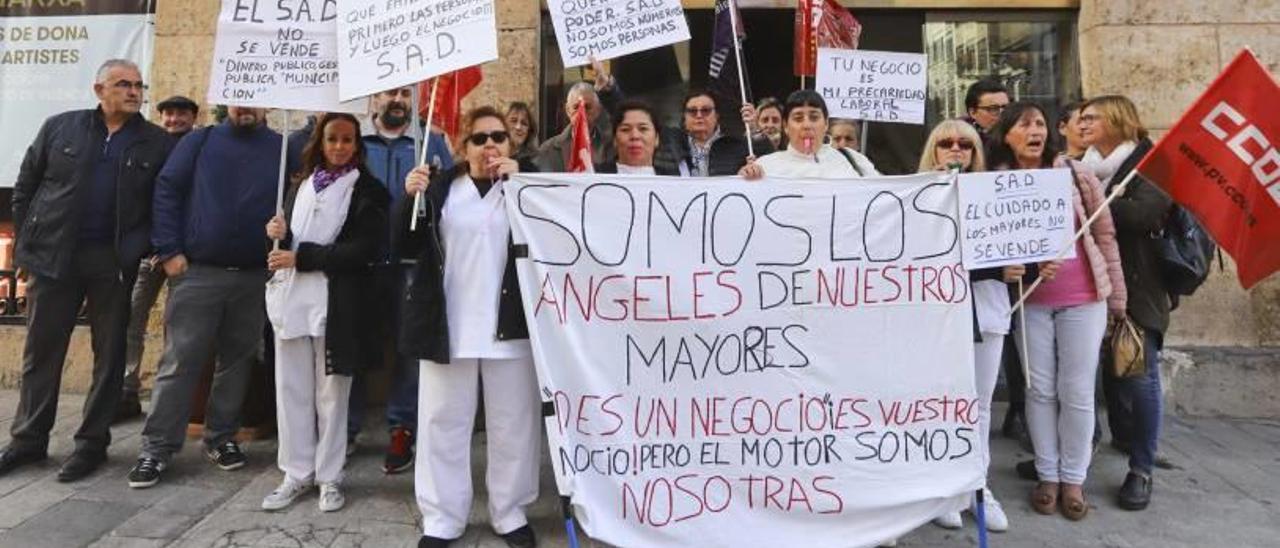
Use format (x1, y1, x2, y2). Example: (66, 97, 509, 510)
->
(567, 98, 594, 173)
(794, 0, 862, 76)
(1135, 49, 1280, 288)
(417, 66, 483, 139)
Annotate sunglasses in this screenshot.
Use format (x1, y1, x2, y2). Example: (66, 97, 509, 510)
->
(684, 107, 715, 117)
(467, 131, 509, 146)
(936, 138, 975, 150)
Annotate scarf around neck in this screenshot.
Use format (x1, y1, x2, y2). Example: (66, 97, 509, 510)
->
(1082, 141, 1136, 185)
(313, 163, 358, 193)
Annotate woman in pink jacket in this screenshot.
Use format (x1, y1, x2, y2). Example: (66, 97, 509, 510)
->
(986, 102, 1126, 521)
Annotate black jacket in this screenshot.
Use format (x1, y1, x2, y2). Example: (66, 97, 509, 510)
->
(279, 171, 391, 375)
(656, 128, 774, 176)
(1106, 138, 1174, 333)
(13, 108, 173, 279)
(594, 161, 681, 176)
(395, 164, 531, 364)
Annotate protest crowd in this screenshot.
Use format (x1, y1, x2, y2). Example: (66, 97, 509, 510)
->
(0, 2, 1273, 547)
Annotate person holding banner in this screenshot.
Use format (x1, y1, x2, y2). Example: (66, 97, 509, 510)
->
(917, 119, 1014, 532)
(260, 113, 390, 512)
(399, 107, 540, 548)
(990, 102, 1127, 521)
(596, 100, 678, 176)
(1079, 95, 1172, 511)
(663, 89, 770, 177)
(740, 90, 878, 179)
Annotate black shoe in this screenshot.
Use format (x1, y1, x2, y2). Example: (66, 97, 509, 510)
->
(1015, 459, 1039, 481)
(57, 450, 106, 482)
(206, 441, 247, 471)
(112, 397, 143, 424)
(1110, 439, 1132, 455)
(383, 426, 414, 474)
(500, 525, 536, 548)
(0, 446, 47, 476)
(127, 456, 166, 489)
(418, 535, 455, 548)
(1000, 409, 1028, 441)
(1117, 472, 1152, 510)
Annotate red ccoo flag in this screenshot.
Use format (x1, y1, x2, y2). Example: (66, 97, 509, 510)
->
(794, 0, 862, 77)
(417, 66, 483, 140)
(1135, 49, 1280, 288)
(567, 98, 594, 173)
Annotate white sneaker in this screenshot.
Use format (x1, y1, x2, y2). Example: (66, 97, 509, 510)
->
(318, 483, 345, 512)
(974, 487, 1009, 532)
(262, 478, 311, 511)
(933, 510, 963, 529)
(878, 538, 898, 547)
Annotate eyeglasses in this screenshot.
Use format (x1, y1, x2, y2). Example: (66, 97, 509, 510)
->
(684, 107, 715, 117)
(936, 138, 975, 151)
(112, 80, 147, 91)
(1078, 113, 1100, 124)
(467, 131, 510, 146)
(975, 104, 1006, 114)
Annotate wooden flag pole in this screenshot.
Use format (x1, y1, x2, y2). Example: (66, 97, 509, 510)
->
(1009, 169, 1141, 312)
(410, 78, 440, 232)
(272, 110, 290, 251)
(727, 0, 754, 158)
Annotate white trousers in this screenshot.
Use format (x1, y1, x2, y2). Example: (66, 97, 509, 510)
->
(274, 336, 352, 485)
(973, 332, 1004, 475)
(1016, 301, 1107, 485)
(416, 357, 541, 538)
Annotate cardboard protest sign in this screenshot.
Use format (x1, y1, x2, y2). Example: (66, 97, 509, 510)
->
(958, 168, 1077, 270)
(337, 0, 498, 101)
(548, 0, 691, 68)
(506, 173, 982, 548)
(816, 48, 927, 125)
(206, 0, 362, 112)
(1, 1, 153, 187)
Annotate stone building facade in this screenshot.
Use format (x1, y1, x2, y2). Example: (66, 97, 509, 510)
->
(2, 0, 1276, 417)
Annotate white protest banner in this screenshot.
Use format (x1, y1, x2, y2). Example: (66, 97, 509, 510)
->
(1, 1, 153, 188)
(958, 168, 1077, 270)
(548, 0, 691, 68)
(506, 173, 983, 548)
(817, 48, 927, 125)
(206, 0, 362, 112)
(337, 0, 497, 101)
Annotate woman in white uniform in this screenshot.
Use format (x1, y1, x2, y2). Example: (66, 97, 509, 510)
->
(398, 106, 540, 548)
(739, 90, 879, 180)
(261, 113, 390, 512)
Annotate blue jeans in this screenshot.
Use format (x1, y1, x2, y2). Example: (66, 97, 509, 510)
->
(348, 264, 419, 436)
(1104, 327, 1164, 475)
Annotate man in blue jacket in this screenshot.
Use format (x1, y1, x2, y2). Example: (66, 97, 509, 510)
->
(349, 85, 452, 474)
(127, 106, 292, 488)
(0, 59, 171, 483)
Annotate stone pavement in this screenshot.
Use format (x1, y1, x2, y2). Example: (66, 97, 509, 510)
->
(0, 390, 1277, 548)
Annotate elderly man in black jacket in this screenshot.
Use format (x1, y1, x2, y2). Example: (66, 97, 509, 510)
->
(0, 59, 172, 482)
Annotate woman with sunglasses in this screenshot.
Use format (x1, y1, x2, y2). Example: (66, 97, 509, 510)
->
(738, 90, 879, 180)
(399, 107, 540, 548)
(261, 113, 390, 512)
(918, 119, 1019, 533)
(989, 101, 1126, 521)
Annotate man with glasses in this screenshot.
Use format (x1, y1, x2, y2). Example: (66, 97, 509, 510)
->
(348, 85, 454, 473)
(536, 58, 621, 173)
(963, 78, 1011, 135)
(0, 59, 172, 482)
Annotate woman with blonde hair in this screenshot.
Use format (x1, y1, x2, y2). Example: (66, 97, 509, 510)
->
(399, 106, 541, 548)
(1079, 94, 1171, 512)
(919, 118, 1019, 533)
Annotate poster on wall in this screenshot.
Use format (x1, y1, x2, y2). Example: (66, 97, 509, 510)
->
(206, 0, 363, 112)
(506, 173, 983, 548)
(0, 0, 155, 188)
